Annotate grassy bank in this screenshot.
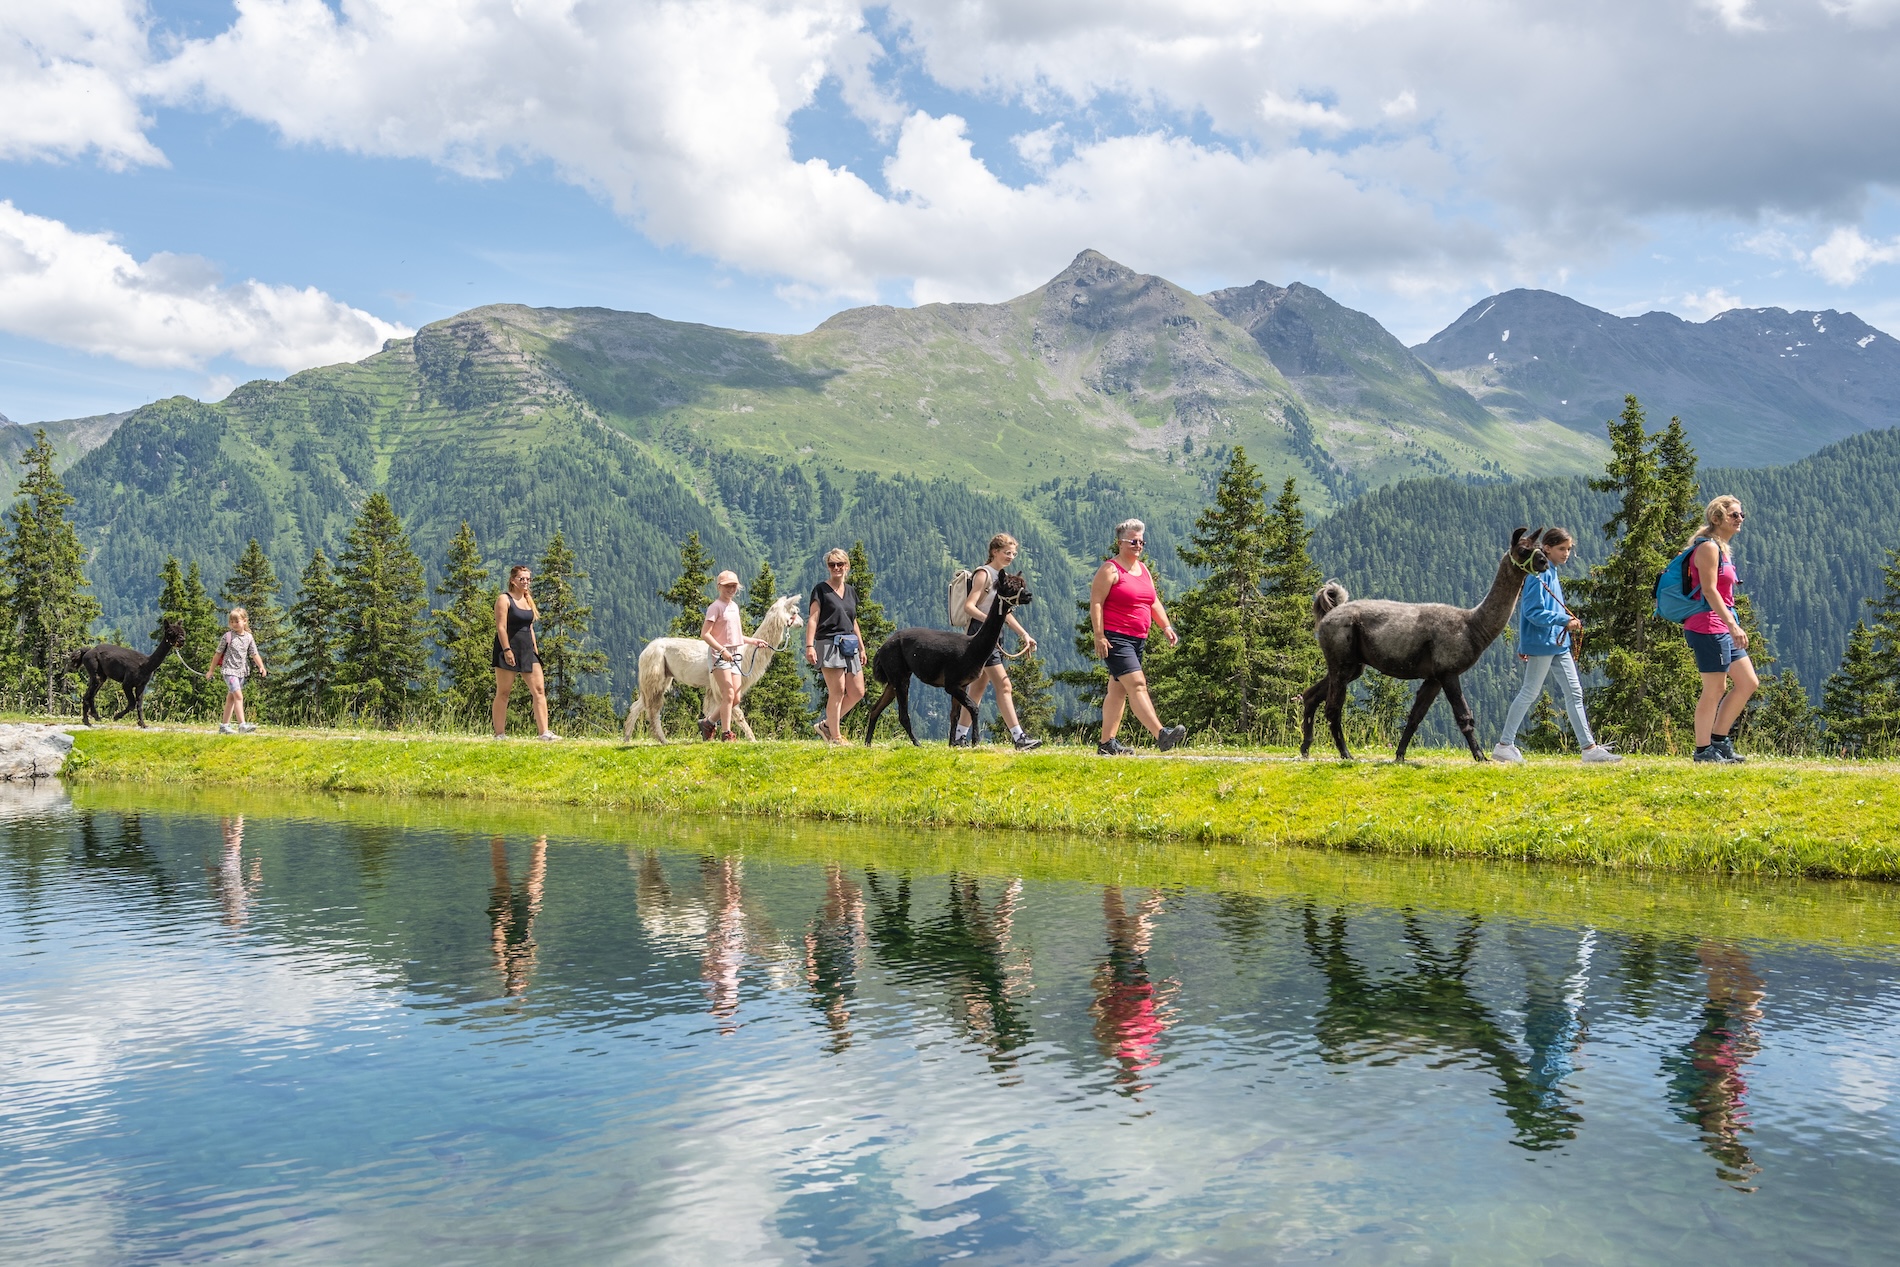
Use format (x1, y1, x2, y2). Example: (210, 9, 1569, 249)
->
(65, 728, 1900, 880)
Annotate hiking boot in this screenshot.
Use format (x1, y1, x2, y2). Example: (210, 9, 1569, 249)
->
(698, 717, 716, 741)
(1012, 733, 1043, 751)
(1580, 744, 1622, 764)
(1712, 737, 1746, 763)
(1157, 724, 1186, 753)
(1693, 746, 1732, 763)
(1491, 743, 1526, 763)
(1097, 738, 1135, 756)
(721, 730, 736, 742)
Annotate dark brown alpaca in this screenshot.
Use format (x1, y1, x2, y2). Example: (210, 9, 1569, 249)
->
(1300, 528, 1548, 761)
(72, 619, 187, 728)
(863, 573, 1032, 745)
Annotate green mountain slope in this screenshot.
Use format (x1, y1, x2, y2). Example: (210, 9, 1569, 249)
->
(1309, 427, 1900, 742)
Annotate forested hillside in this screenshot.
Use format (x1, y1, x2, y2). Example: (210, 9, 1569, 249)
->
(1310, 428, 1900, 740)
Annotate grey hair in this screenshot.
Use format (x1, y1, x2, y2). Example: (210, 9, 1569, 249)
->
(1113, 518, 1146, 547)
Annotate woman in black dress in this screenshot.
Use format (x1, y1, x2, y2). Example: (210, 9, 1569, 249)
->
(492, 564, 556, 740)
(804, 547, 866, 745)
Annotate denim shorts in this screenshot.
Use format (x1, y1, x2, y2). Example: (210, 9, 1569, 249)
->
(709, 650, 741, 673)
(1685, 628, 1750, 673)
(1104, 631, 1147, 679)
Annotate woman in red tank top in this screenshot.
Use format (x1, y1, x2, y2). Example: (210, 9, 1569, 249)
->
(1089, 518, 1186, 755)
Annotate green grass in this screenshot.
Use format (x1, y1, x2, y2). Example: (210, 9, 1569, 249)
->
(65, 728, 1900, 881)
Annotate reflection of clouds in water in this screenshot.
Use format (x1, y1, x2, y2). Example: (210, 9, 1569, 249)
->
(632, 850, 798, 1031)
(0, 780, 72, 820)
(1835, 1052, 1893, 1115)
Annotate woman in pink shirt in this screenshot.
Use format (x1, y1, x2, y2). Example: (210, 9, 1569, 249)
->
(702, 569, 771, 742)
(1089, 518, 1185, 755)
(1683, 495, 1759, 763)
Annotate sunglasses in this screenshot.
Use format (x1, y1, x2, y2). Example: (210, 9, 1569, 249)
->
(1728, 510, 1746, 520)
(828, 561, 848, 569)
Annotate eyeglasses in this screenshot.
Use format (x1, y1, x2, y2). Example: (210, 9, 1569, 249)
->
(1727, 511, 1746, 520)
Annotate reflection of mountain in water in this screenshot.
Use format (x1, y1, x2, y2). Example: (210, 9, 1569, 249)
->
(1301, 906, 1585, 1150)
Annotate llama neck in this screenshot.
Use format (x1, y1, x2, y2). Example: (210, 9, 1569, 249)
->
(142, 641, 177, 675)
(964, 596, 1011, 665)
(742, 608, 787, 681)
(1470, 553, 1530, 644)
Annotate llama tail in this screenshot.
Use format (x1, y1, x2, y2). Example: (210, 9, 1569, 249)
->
(1312, 580, 1349, 624)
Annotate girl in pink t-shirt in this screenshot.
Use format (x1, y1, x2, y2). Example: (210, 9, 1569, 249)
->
(1683, 495, 1759, 763)
(702, 570, 772, 741)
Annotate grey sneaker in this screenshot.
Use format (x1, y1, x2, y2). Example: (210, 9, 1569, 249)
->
(217, 723, 235, 735)
(537, 731, 561, 742)
(1097, 738, 1135, 756)
(1157, 724, 1184, 753)
(1012, 732, 1043, 751)
(1693, 746, 1732, 763)
(812, 719, 831, 742)
(1491, 743, 1525, 763)
(237, 723, 257, 733)
(1712, 737, 1746, 763)
(1580, 744, 1622, 764)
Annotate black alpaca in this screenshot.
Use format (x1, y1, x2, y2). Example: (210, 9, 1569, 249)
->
(1299, 528, 1548, 761)
(863, 573, 1033, 745)
(72, 619, 187, 728)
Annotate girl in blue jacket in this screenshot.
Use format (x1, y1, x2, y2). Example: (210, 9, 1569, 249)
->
(1493, 528, 1622, 764)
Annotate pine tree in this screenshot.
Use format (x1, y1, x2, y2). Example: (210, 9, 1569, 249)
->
(535, 529, 611, 730)
(1569, 395, 1701, 753)
(0, 429, 100, 713)
(218, 538, 287, 722)
(660, 532, 717, 636)
(1160, 447, 1274, 740)
(1822, 621, 1900, 757)
(142, 557, 222, 720)
(1052, 597, 1109, 737)
(740, 559, 812, 737)
(1346, 670, 1410, 749)
(333, 493, 432, 726)
(1259, 478, 1325, 743)
(284, 546, 342, 723)
(433, 522, 497, 722)
(1750, 669, 1819, 757)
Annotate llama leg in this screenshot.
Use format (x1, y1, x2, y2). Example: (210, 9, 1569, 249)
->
(82, 676, 100, 725)
(893, 679, 921, 746)
(1299, 678, 1329, 757)
(733, 706, 755, 742)
(945, 685, 981, 746)
(1325, 665, 1363, 759)
(133, 686, 147, 729)
(1439, 675, 1483, 760)
(1393, 679, 1443, 761)
(112, 682, 137, 722)
(862, 681, 897, 744)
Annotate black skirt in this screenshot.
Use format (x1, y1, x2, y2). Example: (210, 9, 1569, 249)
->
(493, 631, 539, 672)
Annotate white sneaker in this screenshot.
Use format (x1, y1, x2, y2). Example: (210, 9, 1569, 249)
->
(238, 723, 257, 733)
(1581, 744, 1623, 764)
(537, 731, 561, 742)
(218, 723, 235, 735)
(1491, 743, 1525, 763)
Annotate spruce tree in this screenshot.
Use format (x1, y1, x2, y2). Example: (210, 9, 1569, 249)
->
(535, 529, 611, 730)
(433, 522, 497, 722)
(1822, 621, 1900, 757)
(218, 539, 287, 721)
(143, 557, 222, 720)
(1259, 478, 1325, 742)
(334, 493, 432, 726)
(284, 546, 342, 724)
(1162, 446, 1273, 740)
(660, 532, 717, 636)
(740, 559, 812, 737)
(1052, 598, 1109, 736)
(1569, 395, 1701, 753)
(1751, 669, 1819, 757)
(0, 429, 99, 713)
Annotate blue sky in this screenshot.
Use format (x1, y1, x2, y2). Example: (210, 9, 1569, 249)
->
(6, 0, 1900, 423)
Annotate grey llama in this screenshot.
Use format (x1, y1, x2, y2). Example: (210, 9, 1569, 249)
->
(1299, 527, 1549, 761)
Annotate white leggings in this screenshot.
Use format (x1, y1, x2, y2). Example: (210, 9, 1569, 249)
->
(1498, 653, 1596, 750)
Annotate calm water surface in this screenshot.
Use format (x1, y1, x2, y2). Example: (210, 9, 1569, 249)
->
(4, 783, 1899, 1265)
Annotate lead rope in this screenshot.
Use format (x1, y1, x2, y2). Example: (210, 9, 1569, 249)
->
(741, 626, 795, 680)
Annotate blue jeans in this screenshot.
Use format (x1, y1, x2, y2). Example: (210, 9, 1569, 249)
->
(1498, 653, 1596, 750)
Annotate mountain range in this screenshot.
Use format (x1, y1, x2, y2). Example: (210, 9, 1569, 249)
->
(6, 249, 1900, 712)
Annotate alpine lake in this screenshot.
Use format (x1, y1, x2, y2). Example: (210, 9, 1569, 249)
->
(5, 781, 1899, 1265)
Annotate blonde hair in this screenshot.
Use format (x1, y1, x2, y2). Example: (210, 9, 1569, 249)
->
(1113, 518, 1146, 550)
(986, 533, 1018, 561)
(824, 547, 850, 567)
(508, 564, 540, 615)
(1687, 495, 1742, 558)
(227, 607, 249, 633)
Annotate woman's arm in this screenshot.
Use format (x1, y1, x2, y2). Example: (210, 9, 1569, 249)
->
(700, 615, 725, 653)
(1005, 609, 1037, 651)
(1694, 542, 1747, 647)
(252, 644, 267, 677)
(494, 595, 516, 666)
(805, 590, 821, 662)
(962, 569, 991, 624)
(1150, 595, 1179, 646)
(1089, 563, 1114, 657)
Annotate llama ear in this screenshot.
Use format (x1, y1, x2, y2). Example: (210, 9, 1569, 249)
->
(1511, 526, 1529, 547)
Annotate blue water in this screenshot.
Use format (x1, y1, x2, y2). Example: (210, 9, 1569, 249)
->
(3, 785, 1899, 1264)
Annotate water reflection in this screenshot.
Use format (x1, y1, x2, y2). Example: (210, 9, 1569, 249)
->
(804, 864, 866, 1053)
(488, 835, 546, 997)
(1091, 886, 1176, 1095)
(205, 815, 262, 928)
(1666, 942, 1765, 1189)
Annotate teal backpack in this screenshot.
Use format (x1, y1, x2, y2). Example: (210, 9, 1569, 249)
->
(1654, 538, 1712, 624)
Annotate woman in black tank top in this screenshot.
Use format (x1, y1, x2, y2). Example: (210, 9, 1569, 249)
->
(492, 564, 556, 740)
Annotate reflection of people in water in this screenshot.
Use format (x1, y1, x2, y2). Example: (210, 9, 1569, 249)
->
(862, 869, 1034, 1067)
(1665, 941, 1765, 1188)
(1514, 927, 1595, 1123)
(703, 856, 749, 1032)
(206, 815, 262, 927)
(805, 864, 867, 1052)
(1091, 886, 1174, 1095)
(488, 835, 547, 997)
(1302, 906, 1583, 1149)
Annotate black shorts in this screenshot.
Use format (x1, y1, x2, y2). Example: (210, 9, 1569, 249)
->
(1104, 631, 1146, 679)
(966, 619, 1004, 668)
(493, 633, 538, 672)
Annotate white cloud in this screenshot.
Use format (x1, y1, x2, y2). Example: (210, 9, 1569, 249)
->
(0, 201, 410, 371)
(1681, 286, 1744, 318)
(1808, 226, 1900, 285)
(0, 0, 164, 167)
(1381, 90, 1418, 118)
(1259, 89, 1350, 132)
